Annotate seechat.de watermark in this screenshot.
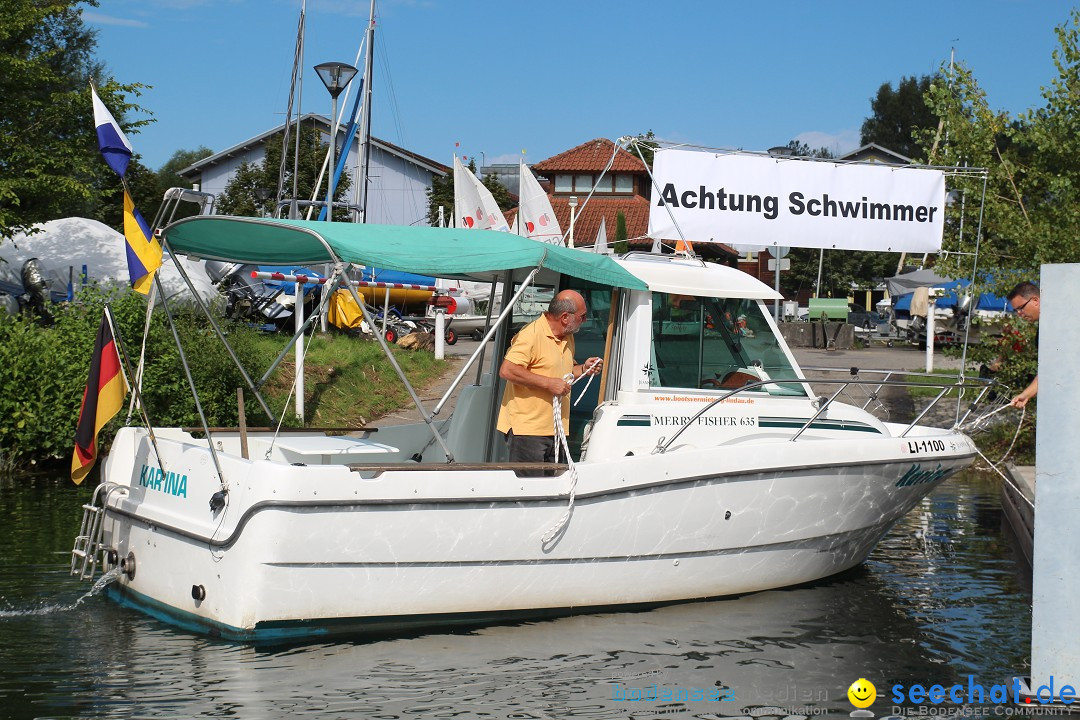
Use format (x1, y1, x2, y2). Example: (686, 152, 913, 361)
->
(890, 677, 1078, 707)
(611, 682, 734, 703)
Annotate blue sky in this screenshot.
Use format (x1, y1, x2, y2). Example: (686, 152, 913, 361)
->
(87, 0, 1073, 172)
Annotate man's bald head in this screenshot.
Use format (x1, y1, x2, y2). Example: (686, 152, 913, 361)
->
(546, 290, 588, 338)
(548, 289, 585, 315)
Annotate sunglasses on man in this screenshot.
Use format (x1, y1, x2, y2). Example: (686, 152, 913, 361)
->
(1013, 296, 1036, 313)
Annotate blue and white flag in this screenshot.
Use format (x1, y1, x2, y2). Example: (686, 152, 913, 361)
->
(91, 85, 133, 177)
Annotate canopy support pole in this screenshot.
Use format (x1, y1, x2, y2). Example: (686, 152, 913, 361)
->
(212, 230, 447, 459)
(152, 271, 227, 494)
(434, 268, 538, 416)
(484, 271, 516, 463)
(473, 277, 499, 386)
(257, 264, 344, 389)
(342, 279, 456, 462)
(164, 246, 276, 421)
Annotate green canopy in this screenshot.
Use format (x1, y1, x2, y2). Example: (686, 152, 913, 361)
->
(163, 216, 647, 290)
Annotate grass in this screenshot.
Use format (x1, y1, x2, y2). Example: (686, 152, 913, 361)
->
(241, 330, 449, 428)
(903, 368, 962, 399)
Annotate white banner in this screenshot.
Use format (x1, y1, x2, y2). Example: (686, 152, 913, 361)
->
(647, 149, 946, 253)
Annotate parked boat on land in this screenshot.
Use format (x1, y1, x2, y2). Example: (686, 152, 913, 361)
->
(70, 217, 991, 641)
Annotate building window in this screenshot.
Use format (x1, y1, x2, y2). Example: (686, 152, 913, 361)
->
(555, 174, 573, 192)
(614, 174, 633, 194)
(574, 174, 593, 193)
(591, 175, 613, 193)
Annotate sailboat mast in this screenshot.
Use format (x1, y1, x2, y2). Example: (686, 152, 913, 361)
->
(292, 0, 306, 219)
(358, 0, 376, 223)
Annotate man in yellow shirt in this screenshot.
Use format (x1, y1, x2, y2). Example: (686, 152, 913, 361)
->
(497, 289, 603, 470)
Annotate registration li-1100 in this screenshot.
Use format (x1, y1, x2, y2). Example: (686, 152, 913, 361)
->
(906, 439, 946, 454)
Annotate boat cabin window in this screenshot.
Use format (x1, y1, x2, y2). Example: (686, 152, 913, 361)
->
(650, 293, 805, 396)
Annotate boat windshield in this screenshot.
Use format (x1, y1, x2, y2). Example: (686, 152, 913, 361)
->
(650, 292, 805, 395)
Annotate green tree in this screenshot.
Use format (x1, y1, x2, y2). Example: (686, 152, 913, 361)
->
(629, 130, 658, 168)
(906, 8, 1080, 435)
(785, 247, 896, 298)
(781, 139, 834, 159)
(426, 169, 453, 226)
(217, 121, 350, 220)
(860, 75, 939, 160)
(482, 172, 514, 211)
(914, 37, 1080, 285)
(614, 211, 628, 255)
(0, 0, 150, 241)
(143, 146, 213, 221)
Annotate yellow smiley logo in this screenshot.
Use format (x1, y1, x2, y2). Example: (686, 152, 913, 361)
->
(847, 678, 876, 708)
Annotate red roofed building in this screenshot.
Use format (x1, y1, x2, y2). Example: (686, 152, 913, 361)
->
(506, 138, 738, 264)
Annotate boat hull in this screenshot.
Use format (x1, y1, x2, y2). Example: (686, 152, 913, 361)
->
(95, 427, 974, 640)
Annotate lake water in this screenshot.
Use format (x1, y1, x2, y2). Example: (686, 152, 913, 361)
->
(0, 471, 1034, 719)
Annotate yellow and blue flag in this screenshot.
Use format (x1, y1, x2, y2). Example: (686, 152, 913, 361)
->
(123, 190, 163, 294)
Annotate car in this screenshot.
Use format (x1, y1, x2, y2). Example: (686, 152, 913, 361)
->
(848, 303, 884, 330)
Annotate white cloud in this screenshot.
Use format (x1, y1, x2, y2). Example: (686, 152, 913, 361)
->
(82, 11, 149, 27)
(486, 153, 523, 165)
(793, 129, 862, 156)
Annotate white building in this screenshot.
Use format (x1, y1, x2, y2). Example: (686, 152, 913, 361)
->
(179, 113, 448, 227)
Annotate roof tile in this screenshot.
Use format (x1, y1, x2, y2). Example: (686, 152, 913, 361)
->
(533, 138, 647, 174)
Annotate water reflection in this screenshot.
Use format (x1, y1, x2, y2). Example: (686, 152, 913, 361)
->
(0, 471, 1031, 719)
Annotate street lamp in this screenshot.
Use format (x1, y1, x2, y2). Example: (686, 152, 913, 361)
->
(254, 187, 271, 218)
(568, 195, 578, 248)
(314, 61, 358, 222)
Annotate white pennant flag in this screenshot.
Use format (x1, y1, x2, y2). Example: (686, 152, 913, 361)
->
(592, 216, 610, 254)
(453, 156, 509, 232)
(517, 159, 563, 245)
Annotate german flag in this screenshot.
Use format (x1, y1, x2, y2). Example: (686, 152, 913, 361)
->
(71, 312, 128, 484)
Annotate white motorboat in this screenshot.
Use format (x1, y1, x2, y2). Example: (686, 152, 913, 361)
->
(72, 217, 987, 641)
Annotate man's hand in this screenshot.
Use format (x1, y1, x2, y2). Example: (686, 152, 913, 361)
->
(1011, 391, 1033, 409)
(582, 357, 603, 376)
(547, 377, 573, 397)
(1010, 375, 1038, 409)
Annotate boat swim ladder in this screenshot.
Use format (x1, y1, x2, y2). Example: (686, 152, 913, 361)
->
(70, 482, 126, 581)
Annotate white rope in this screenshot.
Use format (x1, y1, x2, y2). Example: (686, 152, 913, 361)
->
(959, 401, 1011, 432)
(976, 446, 1035, 509)
(541, 358, 602, 544)
(959, 403, 1026, 469)
(957, 402, 1033, 508)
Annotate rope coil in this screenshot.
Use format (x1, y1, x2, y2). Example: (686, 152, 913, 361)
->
(540, 359, 601, 544)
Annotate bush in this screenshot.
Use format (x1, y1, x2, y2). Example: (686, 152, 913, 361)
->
(947, 318, 1038, 461)
(0, 287, 263, 470)
(956, 318, 1038, 400)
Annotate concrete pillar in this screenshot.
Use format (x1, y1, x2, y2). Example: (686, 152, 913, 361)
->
(1029, 263, 1080, 700)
